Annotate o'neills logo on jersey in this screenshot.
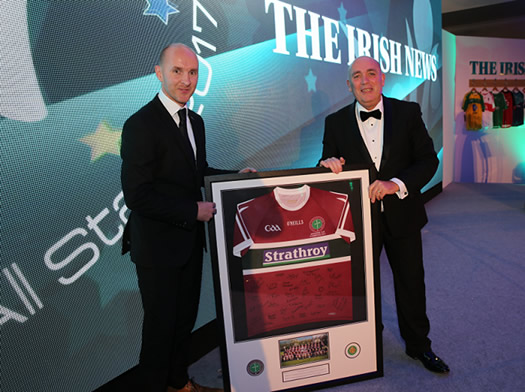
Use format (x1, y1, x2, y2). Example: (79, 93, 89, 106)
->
(286, 219, 304, 226)
(263, 242, 330, 264)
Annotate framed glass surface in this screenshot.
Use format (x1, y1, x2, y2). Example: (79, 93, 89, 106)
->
(205, 167, 382, 391)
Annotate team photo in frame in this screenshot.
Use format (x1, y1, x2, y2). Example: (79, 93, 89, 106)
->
(205, 167, 382, 391)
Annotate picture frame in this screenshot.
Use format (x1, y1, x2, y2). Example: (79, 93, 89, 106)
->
(205, 166, 382, 391)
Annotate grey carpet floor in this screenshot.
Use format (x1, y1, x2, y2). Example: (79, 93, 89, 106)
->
(189, 182, 525, 391)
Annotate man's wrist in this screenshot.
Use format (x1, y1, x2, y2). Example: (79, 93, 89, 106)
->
(390, 178, 408, 199)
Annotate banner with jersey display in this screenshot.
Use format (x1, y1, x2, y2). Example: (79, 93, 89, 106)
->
(452, 35, 525, 183)
(0, 0, 442, 390)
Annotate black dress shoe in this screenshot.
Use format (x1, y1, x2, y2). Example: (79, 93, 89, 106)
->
(167, 379, 224, 392)
(407, 350, 450, 373)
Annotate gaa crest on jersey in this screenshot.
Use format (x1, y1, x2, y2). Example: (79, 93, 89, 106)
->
(264, 224, 282, 232)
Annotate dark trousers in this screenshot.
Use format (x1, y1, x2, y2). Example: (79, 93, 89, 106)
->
(135, 243, 203, 391)
(379, 213, 432, 355)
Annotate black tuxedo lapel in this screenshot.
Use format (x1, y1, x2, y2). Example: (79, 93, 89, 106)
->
(380, 96, 393, 172)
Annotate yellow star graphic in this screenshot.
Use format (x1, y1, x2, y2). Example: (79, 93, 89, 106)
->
(80, 120, 122, 161)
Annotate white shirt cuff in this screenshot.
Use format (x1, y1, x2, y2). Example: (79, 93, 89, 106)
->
(391, 177, 408, 199)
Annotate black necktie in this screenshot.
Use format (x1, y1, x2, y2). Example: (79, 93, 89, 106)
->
(178, 108, 187, 135)
(360, 109, 382, 122)
(178, 108, 194, 157)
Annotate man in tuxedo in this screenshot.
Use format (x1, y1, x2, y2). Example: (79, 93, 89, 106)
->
(121, 43, 252, 392)
(320, 56, 449, 374)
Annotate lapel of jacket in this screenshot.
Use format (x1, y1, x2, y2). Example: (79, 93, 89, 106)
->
(188, 110, 204, 172)
(347, 101, 376, 169)
(153, 97, 196, 169)
(380, 96, 392, 172)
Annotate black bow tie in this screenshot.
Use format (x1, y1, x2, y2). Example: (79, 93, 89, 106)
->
(360, 109, 382, 122)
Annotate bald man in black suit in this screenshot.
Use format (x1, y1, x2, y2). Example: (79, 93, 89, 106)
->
(121, 43, 253, 392)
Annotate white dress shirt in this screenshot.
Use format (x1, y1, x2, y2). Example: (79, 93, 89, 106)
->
(158, 89, 196, 158)
(355, 99, 408, 199)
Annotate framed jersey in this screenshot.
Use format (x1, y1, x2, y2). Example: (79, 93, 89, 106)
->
(205, 167, 382, 391)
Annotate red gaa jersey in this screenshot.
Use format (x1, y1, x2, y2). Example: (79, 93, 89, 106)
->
(233, 185, 355, 259)
(232, 185, 356, 338)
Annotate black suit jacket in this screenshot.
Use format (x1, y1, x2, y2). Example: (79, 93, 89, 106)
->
(120, 95, 230, 266)
(321, 96, 439, 237)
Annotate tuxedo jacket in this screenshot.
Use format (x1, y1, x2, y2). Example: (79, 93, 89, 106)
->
(120, 95, 230, 266)
(321, 96, 439, 237)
